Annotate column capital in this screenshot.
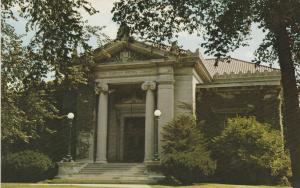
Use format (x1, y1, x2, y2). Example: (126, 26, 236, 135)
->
(141, 81, 156, 91)
(95, 81, 108, 94)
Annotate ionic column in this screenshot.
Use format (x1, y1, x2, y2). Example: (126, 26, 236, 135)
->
(95, 82, 109, 163)
(141, 81, 156, 162)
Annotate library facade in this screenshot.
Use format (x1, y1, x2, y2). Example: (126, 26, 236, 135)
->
(57, 39, 282, 181)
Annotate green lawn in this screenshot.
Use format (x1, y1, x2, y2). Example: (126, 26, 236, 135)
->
(1, 183, 90, 188)
(1, 183, 291, 188)
(1, 184, 111, 188)
(2, 185, 67, 188)
(152, 183, 291, 188)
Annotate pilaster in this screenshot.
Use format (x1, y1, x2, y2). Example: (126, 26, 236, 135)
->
(157, 80, 174, 155)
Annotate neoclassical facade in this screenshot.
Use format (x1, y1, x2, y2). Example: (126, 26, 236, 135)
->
(70, 39, 282, 165)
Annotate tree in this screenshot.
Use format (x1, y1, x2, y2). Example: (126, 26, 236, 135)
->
(1, 19, 59, 154)
(112, 1, 300, 186)
(161, 115, 216, 184)
(212, 117, 291, 185)
(2, 0, 109, 87)
(1, 0, 107, 155)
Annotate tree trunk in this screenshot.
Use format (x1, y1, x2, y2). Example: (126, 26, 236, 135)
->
(275, 26, 300, 188)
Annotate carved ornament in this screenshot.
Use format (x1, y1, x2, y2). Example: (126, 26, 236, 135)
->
(95, 81, 109, 94)
(141, 81, 156, 91)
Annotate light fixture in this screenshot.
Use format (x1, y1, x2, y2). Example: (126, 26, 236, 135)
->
(61, 112, 75, 162)
(154, 109, 161, 117)
(67, 112, 75, 120)
(153, 109, 161, 161)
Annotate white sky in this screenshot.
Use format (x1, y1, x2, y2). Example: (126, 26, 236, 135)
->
(84, 0, 266, 62)
(13, 0, 266, 62)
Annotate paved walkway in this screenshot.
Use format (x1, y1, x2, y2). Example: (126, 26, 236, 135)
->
(29, 184, 152, 188)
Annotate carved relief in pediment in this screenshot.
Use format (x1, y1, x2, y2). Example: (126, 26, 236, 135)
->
(105, 49, 163, 63)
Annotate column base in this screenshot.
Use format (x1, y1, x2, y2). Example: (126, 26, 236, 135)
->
(144, 160, 160, 165)
(95, 160, 107, 163)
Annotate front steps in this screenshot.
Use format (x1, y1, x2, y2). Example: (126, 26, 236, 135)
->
(55, 162, 164, 184)
(79, 163, 146, 175)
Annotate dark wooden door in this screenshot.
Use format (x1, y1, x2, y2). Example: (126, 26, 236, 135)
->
(123, 117, 145, 162)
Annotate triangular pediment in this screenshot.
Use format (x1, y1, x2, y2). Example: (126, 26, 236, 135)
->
(93, 40, 187, 63)
(99, 47, 164, 63)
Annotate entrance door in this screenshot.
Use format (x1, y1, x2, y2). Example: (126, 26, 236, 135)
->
(123, 117, 145, 162)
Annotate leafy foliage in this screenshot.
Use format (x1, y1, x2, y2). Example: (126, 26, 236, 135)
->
(2, 0, 110, 86)
(1, 0, 108, 157)
(1, 18, 59, 153)
(212, 117, 291, 185)
(161, 115, 216, 184)
(2, 150, 55, 182)
(112, 0, 300, 65)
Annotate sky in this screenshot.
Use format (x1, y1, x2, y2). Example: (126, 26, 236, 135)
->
(12, 0, 266, 63)
(83, 0, 266, 62)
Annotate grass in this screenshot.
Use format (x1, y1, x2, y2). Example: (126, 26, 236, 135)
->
(1, 184, 112, 188)
(152, 183, 291, 188)
(1, 183, 291, 188)
(1, 183, 92, 188)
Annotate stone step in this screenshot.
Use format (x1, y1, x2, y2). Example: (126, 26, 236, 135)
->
(80, 169, 145, 174)
(79, 172, 146, 177)
(84, 166, 145, 168)
(76, 173, 149, 176)
(82, 167, 145, 170)
(82, 168, 145, 171)
(72, 174, 161, 179)
(80, 164, 145, 170)
(55, 177, 157, 184)
(55, 162, 165, 184)
(81, 168, 145, 171)
(84, 170, 145, 173)
(86, 163, 144, 166)
(82, 163, 145, 168)
(82, 166, 145, 170)
(85, 164, 145, 167)
(75, 175, 149, 178)
(80, 170, 145, 173)
(79, 163, 146, 175)
(57, 162, 164, 184)
(83, 167, 145, 170)
(70, 174, 156, 181)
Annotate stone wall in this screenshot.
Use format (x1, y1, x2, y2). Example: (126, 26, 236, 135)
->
(196, 85, 282, 139)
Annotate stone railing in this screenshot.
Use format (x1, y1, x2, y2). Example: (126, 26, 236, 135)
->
(212, 70, 281, 83)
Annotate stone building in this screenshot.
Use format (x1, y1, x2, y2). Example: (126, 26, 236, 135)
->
(57, 39, 282, 183)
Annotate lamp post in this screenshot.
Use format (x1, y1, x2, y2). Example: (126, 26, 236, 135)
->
(62, 112, 74, 162)
(153, 109, 161, 161)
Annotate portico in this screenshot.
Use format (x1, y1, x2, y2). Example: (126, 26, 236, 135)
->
(94, 81, 159, 163)
(90, 41, 204, 163)
(93, 78, 175, 163)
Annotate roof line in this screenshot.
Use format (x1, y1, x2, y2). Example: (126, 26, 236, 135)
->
(204, 57, 280, 70)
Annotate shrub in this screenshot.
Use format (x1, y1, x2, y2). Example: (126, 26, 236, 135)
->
(161, 115, 216, 184)
(2, 150, 54, 182)
(212, 116, 291, 185)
